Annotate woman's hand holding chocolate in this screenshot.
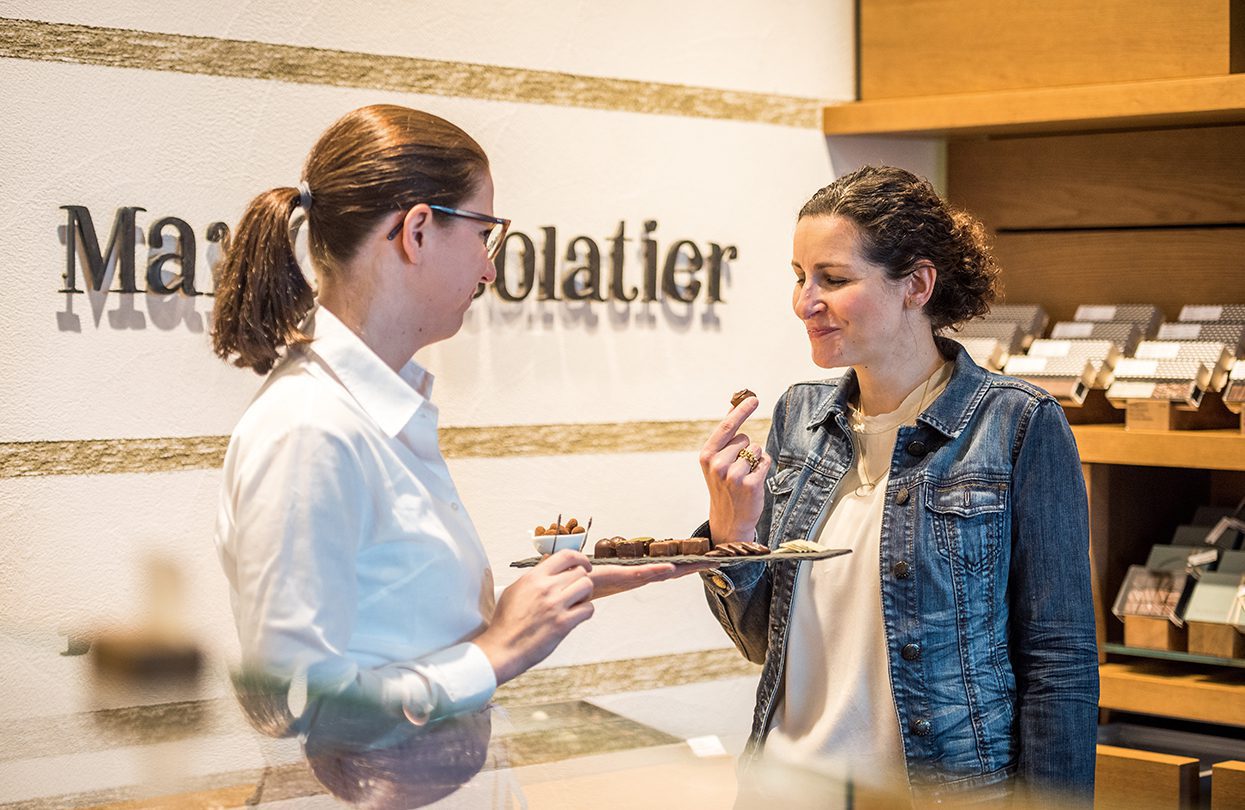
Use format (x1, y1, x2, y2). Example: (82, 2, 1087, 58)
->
(700, 394, 770, 546)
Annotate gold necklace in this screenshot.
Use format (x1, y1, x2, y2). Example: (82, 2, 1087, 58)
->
(850, 370, 937, 497)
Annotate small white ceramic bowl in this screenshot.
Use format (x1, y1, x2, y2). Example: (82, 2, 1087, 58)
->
(531, 530, 589, 555)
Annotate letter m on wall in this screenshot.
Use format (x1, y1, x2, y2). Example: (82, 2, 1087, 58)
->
(60, 206, 145, 293)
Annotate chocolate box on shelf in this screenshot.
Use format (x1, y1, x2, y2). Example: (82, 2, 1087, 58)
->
(1106, 358, 1211, 410)
(1112, 564, 1194, 651)
(946, 320, 1026, 354)
(1003, 355, 1094, 405)
(1134, 341, 1235, 391)
(957, 337, 1010, 371)
(1050, 321, 1144, 355)
(1177, 304, 1245, 325)
(987, 303, 1048, 333)
(1184, 570, 1245, 658)
(1156, 322, 1245, 358)
(1074, 304, 1163, 338)
(1027, 339, 1121, 388)
(1224, 364, 1245, 414)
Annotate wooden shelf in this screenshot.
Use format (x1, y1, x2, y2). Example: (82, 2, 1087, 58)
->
(1099, 661, 1245, 727)
(823, 74, 1245, 137)
(1103, 643, 1245, 671)
(1070, 424, 1245, 472)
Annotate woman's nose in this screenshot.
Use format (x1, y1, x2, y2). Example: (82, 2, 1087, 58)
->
(482, 256, 498, 285)
(794, 282, 823, 318)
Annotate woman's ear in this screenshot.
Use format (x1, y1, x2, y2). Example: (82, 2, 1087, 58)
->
(906, 259, 937, 309)
(398, 205, 433, 264)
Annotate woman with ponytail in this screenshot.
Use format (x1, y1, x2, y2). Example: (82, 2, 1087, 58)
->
(212, 105, 677, 751)
(696, 166, 1097, 806)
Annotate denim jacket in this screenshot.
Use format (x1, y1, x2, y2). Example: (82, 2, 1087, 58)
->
(700, 339, 1099, 802)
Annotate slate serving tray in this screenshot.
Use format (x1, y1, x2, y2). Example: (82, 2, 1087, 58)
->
(510, 548, 851, 568)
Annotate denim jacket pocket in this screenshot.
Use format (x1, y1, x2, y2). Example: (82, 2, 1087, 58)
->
(765, 464, 802, 537)
(926, 479, 1009, 573)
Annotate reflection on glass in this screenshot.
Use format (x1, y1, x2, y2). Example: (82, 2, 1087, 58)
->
(233, 668, 511, 808)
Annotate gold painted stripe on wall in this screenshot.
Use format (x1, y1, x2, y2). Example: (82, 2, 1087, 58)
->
(0, 436, 230, 479)
(494, 647, 759, 707)
(440, 418, 771, 458)
(0, 418, 771, 478)
(0, 17, 823, 128)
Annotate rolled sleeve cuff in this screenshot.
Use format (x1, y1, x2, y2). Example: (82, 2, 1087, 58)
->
(395, 642, 497, 726)
(700, 561, 767, 597)
(701, 568, 738, 597)
(693, 519, 764, 597)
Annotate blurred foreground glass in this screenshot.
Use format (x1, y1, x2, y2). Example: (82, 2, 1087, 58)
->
(232, 667, 515, 808)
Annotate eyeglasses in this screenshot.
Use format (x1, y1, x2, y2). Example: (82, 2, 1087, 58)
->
(386, 204, 511, 261)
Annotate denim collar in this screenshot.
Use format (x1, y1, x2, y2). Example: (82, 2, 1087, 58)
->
(805, 337, 991, 439)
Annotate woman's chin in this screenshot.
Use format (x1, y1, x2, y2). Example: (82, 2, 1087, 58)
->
(811, 347, 848, 369)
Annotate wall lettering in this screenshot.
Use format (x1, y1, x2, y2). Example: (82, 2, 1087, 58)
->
(490, 220, 733, 305)
(57, 206, 736, 308)
(60, 206, 228, 297)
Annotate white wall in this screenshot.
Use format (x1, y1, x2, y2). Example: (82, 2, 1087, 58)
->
(0, 1, 940, 725)
(4, 0, 849, 98)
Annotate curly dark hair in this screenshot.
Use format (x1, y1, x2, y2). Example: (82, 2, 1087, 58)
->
(799, 165, 999, 331)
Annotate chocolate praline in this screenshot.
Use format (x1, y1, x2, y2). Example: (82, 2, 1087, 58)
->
(730, 388, 757, 408)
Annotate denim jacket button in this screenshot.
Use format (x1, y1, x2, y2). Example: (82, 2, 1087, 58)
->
(901, 642, 922, 661)
(911, 718, 932, 736)
(905, 440, 928, 457)
(892, 560, 911, 579)
(710, 574, 728, 590)
(895, 486, 910, 505)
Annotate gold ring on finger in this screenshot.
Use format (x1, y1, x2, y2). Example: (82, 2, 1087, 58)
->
(736, 447, 760, 472)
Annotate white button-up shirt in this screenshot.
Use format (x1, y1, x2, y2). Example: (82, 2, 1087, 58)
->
(215, 306, 497, 729)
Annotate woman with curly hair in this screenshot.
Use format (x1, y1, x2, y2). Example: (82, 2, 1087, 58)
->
(697, 166, 1098, 807)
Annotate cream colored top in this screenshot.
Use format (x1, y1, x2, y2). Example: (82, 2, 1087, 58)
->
(763, 361, 952, 792)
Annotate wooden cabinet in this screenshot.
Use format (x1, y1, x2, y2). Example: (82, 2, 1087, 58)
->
(1095, 745, 1200, 810)
(1075, 429, 1245, 729)
(858, 0, 1241, 100)
(835, 1, 1245, 137)
(949, 126, 1245, 738)
(833, 8, 1245, 804)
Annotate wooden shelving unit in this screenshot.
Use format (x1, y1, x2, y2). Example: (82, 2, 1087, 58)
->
(1071, 425, 1245, 472)
(841, 9, 1245, 803)
(1101, 643, 1245, 671)
(822, 74, 1245, 137)
(1099, 661, 1245, 728)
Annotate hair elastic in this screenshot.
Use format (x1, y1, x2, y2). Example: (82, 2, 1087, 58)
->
(296, 181, 314, 211)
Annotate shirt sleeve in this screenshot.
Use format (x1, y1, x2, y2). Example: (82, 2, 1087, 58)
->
(223, 418, 496, 730)
(1008, 397, 1099, 798)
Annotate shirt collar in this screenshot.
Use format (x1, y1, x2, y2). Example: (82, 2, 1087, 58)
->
(806, 337, 991, 439)
(303, 305, 434, 437)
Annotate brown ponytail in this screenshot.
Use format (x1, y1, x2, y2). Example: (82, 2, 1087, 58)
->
(211, 105, 489, 374)
(211, 188, 314, 374)
(799, 165, 1000, 330)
